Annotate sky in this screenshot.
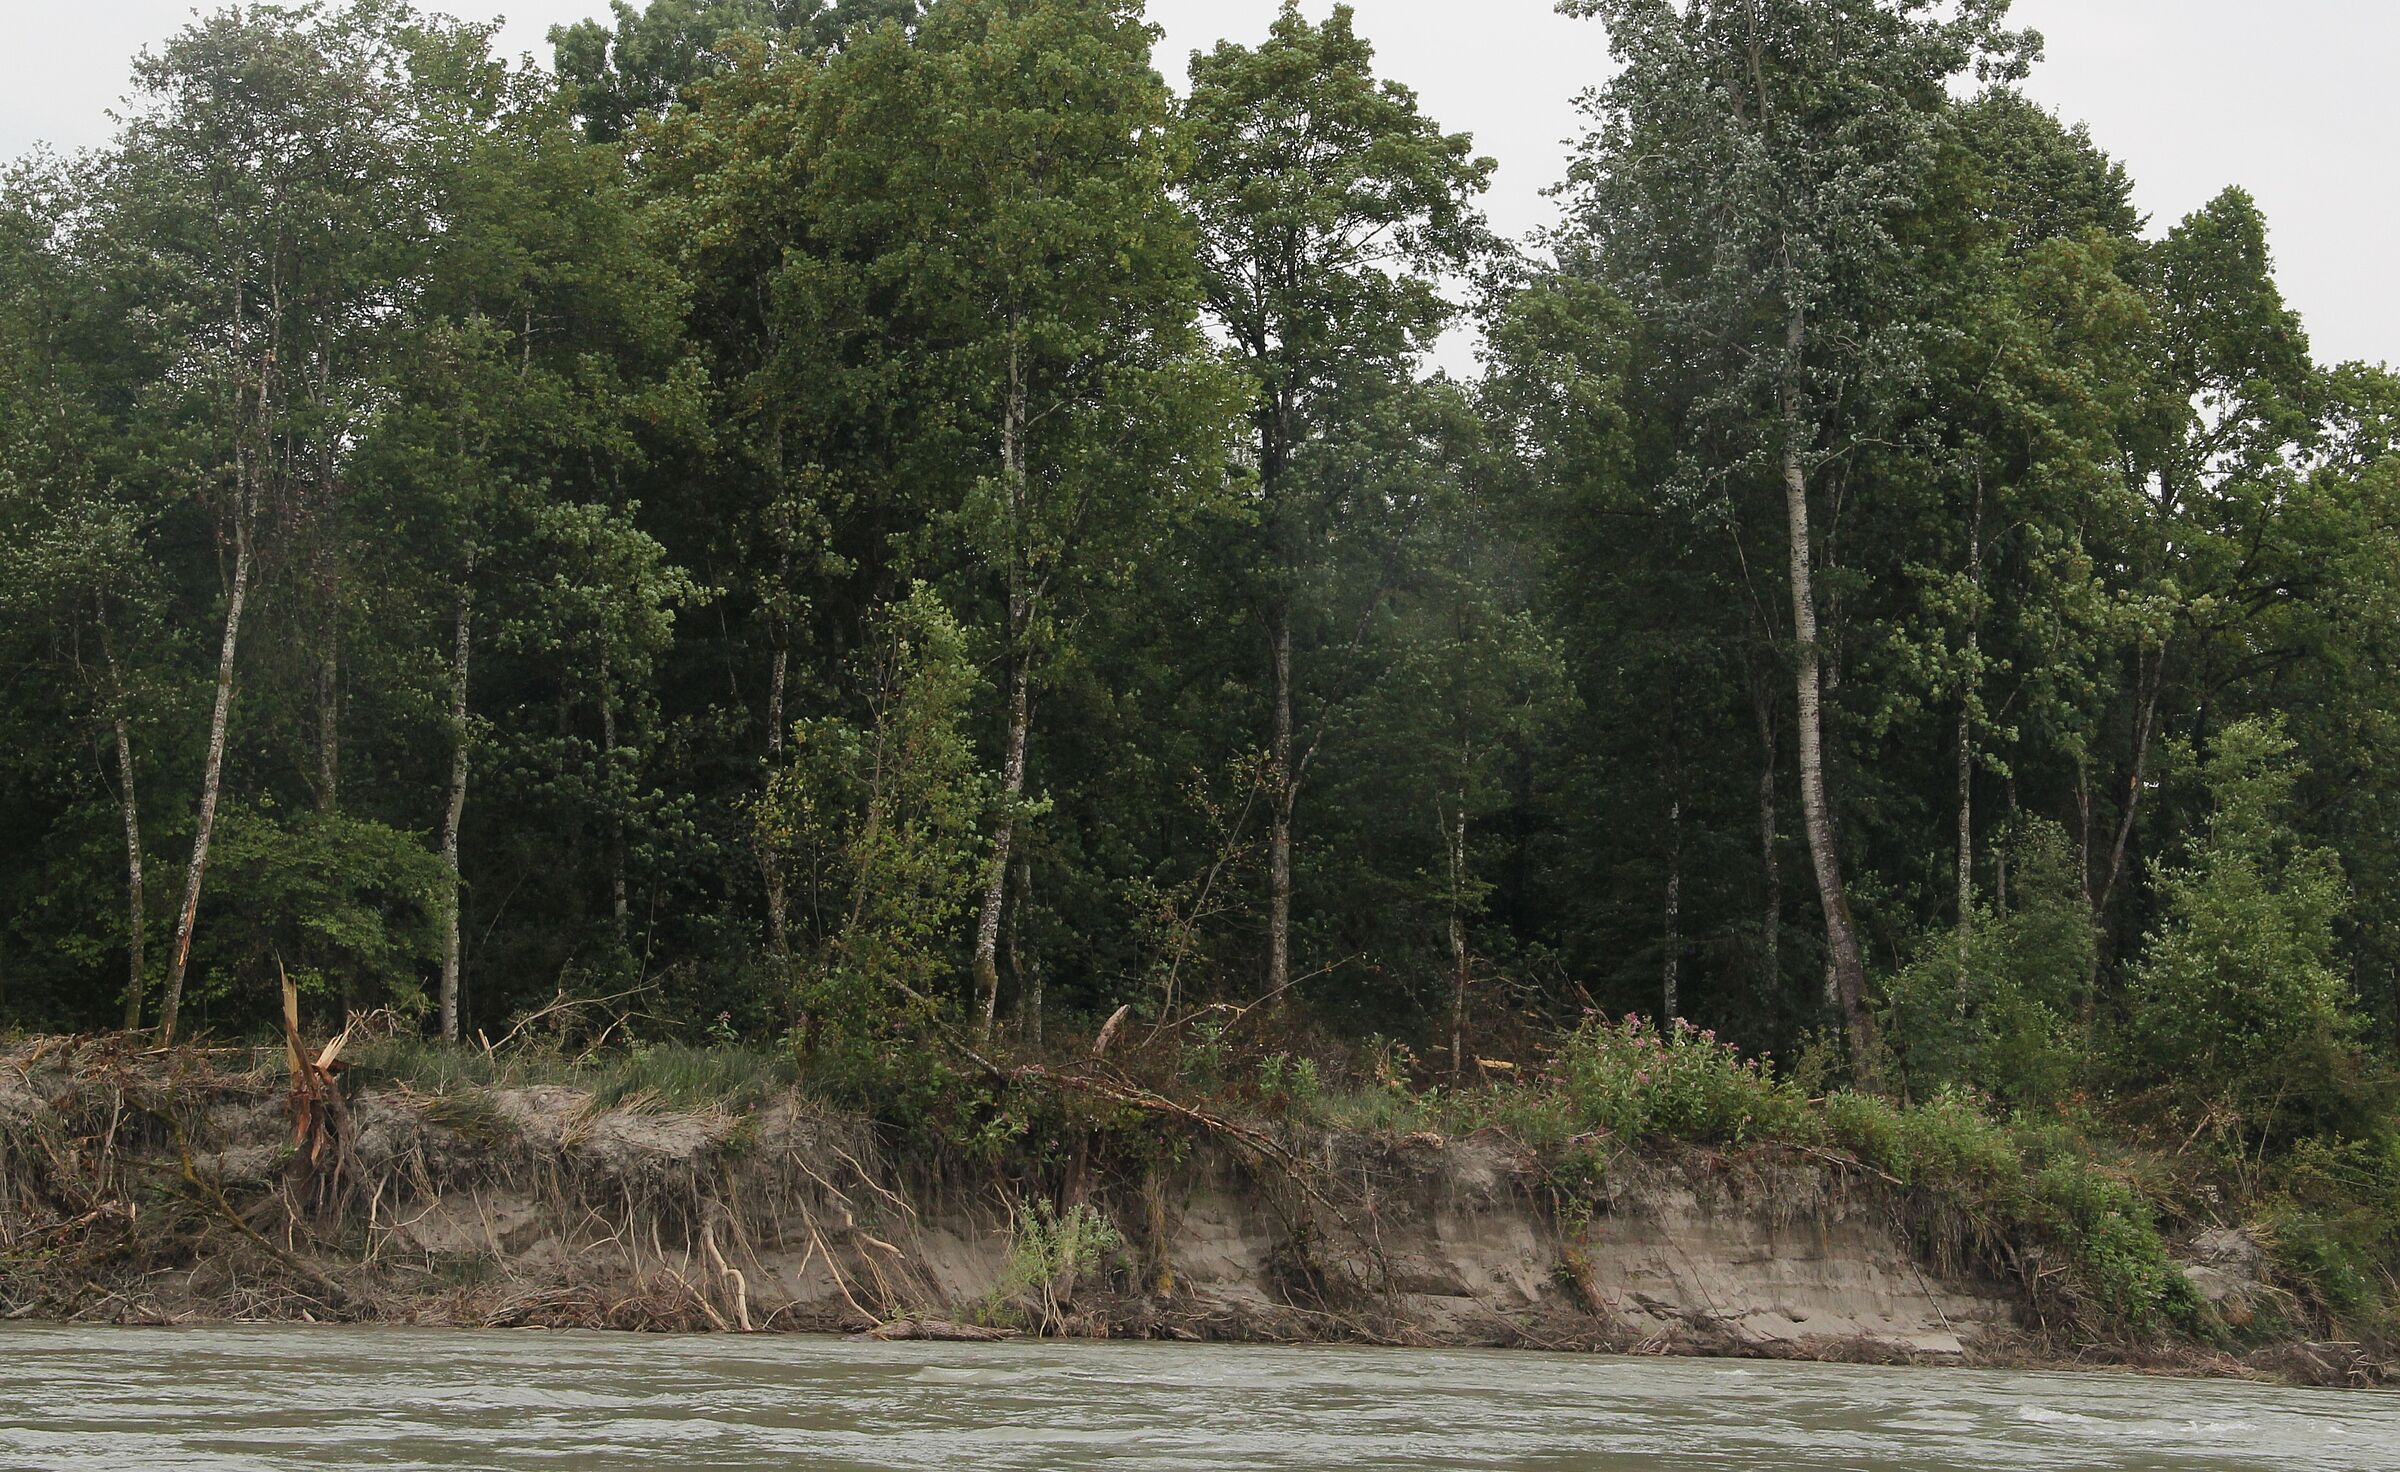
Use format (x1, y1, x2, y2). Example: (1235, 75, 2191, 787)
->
(1, 0, 2391, 369)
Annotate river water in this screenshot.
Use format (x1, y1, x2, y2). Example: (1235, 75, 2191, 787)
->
(2, 1325, 2395, 1470)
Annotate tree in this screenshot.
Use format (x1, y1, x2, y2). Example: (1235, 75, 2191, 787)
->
(553, 0, 919, 141)
(2121, 720, 2359, 1142)
(1557, 0, 2035, 1061)
(1183, 1, 1492, 1008)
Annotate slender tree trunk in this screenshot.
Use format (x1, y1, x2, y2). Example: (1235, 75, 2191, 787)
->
(1780, 310, 1871, 1059)
(973, 335, 1030, 1042)
(112, 702, 146, 1033)
(1010, 853, 1039, 1048)
(160, 518, 253, 1044)
(439, 568, 473, 1044)
(600, 646, 628, 938)
(1956, 479, 1983, 1006)
(1447, 768, 1470, 1080)
(762, 643, 791, 960)
(1663, 798, 1683, 1023)
(1267, 605, 1294, 1005)
(976, 656, 1031, 1042)
(1753, 689, 1781, 992)
(317, 569, 340, 815)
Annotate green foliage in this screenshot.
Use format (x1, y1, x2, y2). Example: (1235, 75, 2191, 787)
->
(1883, 822, 2092, 1108)
(987, 1197, 1123, 1333)
(2119, 719, 2363, 1140)
(759, 586, 990, 1034)
(3, 0, 2400, 1357)
(1547, 1014, 1812, 1148)
(196, 806, 447, 1017)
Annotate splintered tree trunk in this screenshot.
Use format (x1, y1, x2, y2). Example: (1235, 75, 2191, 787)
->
(1781, 320, 1871, 1060)
(1266, 605, 1294, 1006)
(973, 336, 1030, 1042)
(439, 574, 473, 1043)
(113, 706, 146, 1032)
(160, 519, 253, 1044)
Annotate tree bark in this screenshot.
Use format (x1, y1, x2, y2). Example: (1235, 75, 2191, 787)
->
(1663, 797, 1683, 1023)
(1781, 310, 1872, 1060)
(1267, 604, 1294, 1006)
(317, 568, 340, 815)
(1956, 478, 1983, 1005)
(159, 517, 252, 1044)
(973, 335, 1031, 1042)
(1447, 767, 1470, 1080)
(1010, 852, 1039, 1048)
(438, 568, 473, 1043)
(1752, 685, 1781, 993)
(762, 643, 791, 961)
(113, 703, 146, 1033)
(600, 645, 628, 938)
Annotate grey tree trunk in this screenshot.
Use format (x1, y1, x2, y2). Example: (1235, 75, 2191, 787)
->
(975, 655, 1031, 1042)
(113, 705, 146, 1033)
(160, 519, 253, 1044)
(318, 573, 340, 815)
(974, 336, 1031, 1042)
(1753, 691, 1781, 994)
(600, 646, 628, 938)
(1663, 798, 1683, 1023)
(1010, 853, 1039, 1048)
(1267, 607, 1294, 1006)
(1781, 310, 1872, 1060)
(1447, 772, 1470, 1079)
(439, 573, 473, 1043)
(1957, 482, 1983, 1004)
(762, 644, 791, 960)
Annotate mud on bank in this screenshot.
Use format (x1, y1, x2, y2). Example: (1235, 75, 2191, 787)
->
(0, 1036, 2375, 1386)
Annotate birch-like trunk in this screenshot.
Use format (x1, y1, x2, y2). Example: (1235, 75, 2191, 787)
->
(1010, 853, 1039, 1048)
(1266, 606, 1294, 1005)
(1663, 798, 1683, 1023)
(159, 517, 252, 1043)
(113, 705, 146, 1033)
(317, 566, 340, 815)
(438, 571, 473, 1043)
(1447, 776, 1469, 1080)
(762, 643, 791, 960)
(973, 336, 1030, 1042)
(600, 645, 628, 937)
(1753, 689, 1781, 993)
(1781, 311, 1871, 1060)
(1956, 481, 1983, 1005)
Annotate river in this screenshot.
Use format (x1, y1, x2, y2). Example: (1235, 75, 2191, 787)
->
(1, 1326, 2394, 1469)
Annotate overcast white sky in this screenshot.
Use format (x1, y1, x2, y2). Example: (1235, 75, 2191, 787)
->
(2, 0, 2391, 368)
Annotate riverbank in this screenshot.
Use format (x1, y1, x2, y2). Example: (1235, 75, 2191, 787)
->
(0, 1033, 2383, 1387)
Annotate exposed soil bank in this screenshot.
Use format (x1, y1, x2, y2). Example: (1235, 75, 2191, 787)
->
(0, 1037, 2374, 1385)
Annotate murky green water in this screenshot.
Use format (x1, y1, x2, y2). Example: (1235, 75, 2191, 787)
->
(1, 1325, 2394, 1469)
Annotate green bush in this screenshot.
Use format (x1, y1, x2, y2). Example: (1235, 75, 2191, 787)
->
(1550, 1013, 1811, 1147)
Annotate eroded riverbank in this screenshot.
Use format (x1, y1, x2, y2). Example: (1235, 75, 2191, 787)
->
(0, 1036, 2376, 1385)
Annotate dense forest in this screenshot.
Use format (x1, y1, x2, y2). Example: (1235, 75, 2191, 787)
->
(5, 0, 2399, 1234)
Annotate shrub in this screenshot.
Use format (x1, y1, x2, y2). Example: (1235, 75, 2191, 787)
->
(988, 1198, 1123, 1334)
(1550, 1014, 1810, 1147)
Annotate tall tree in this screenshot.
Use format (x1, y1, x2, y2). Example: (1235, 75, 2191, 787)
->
(1558, 0, 2035, 1060)
(1183, 1, 1491, 1008)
